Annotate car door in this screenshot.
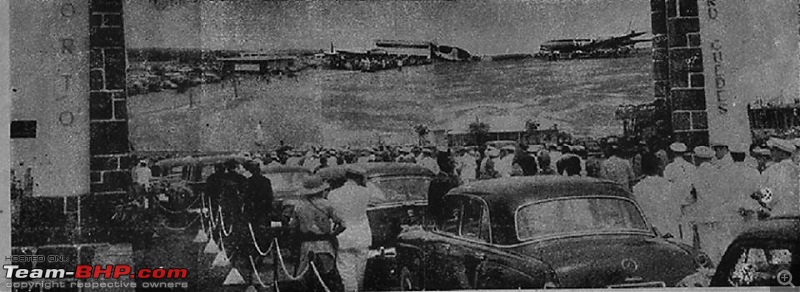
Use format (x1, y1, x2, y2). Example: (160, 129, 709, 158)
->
(448, 196, 493, 289)
(426, 196, 465, 290)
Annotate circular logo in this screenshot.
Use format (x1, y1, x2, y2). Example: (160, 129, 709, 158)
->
(777, 270, 794, 287)
(621, 258, 639, 272)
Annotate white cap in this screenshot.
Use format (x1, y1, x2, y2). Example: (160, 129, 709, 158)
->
(669, 142, 687, 153)
(767, 138, 796, 153)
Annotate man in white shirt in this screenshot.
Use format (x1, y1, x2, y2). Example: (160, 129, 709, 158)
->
(418, 148, 440, 174)
(132, 160, 152, 196)
(497, 145, 516, 178)
(327, 166, 381, 292)
(633, 153, 682, 241)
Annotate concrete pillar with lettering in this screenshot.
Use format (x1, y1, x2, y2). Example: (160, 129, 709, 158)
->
(697, 0, 799, 149)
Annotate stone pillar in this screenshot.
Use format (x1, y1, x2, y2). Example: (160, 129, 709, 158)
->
(653, 0, 709, 148)
(89, 0, 131, 195)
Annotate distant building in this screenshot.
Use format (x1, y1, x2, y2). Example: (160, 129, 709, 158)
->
(218, 52, 296, 75)
(436, 116, 572, 147)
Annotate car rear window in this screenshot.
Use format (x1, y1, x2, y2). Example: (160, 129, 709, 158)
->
(264, 172, 310, 195)
(369, 176, 431, 203)
(516, 197, 648, 240)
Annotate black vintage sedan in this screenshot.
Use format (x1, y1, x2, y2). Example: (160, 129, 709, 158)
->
(396, 176, 712, 290)
(710, 216, 800, 287)
(316, 162, 435, 290)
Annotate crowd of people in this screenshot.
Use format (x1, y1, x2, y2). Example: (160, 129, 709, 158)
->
(131, 134, 799, 290)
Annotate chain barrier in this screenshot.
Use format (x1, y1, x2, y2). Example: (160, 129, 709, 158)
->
(248, 255, 268, 288)
(310, 260, 332, 292)
(219, 206, 233, 237)
(207, 197, 217, 228)
(274, 238, 310, 281)
(160, 214, 201, 231)
(248, 222, 274, 256)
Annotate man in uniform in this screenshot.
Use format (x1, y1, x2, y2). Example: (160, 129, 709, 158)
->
(290, 176, 345, 292)
(760, 138, 799, 217)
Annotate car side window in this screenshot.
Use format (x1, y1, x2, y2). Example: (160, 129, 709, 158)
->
(719, 240, 798, 287)
(438, 197, 463, 235)
(461, 198, 490, 243)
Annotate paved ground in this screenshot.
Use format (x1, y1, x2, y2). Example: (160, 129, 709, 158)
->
(134, 211, 311, 292)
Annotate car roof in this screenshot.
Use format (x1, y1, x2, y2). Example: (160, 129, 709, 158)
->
(262, 165, 312, 174)
(154, 155, 250, 168)
(450, 175, 632, 207)
(316, 162, 435, 179)
(735, 216, 800, 242)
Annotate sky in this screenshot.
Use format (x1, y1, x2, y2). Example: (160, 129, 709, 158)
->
(125, 0, 650, 55)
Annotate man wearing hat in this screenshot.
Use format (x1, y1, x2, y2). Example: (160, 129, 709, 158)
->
(761, 138, 800, 217)
(664, 142, 695, 185)
(327, 166, 374, 292)
(683, 145, 714, 253)
(289, 175, 345, 292)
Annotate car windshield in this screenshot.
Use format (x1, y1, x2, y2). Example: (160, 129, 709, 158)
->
(516, 197, 648, 240)
(264, 172, 310, 195)
(722, 240, 796, 287)
(369, 176, 431, 203)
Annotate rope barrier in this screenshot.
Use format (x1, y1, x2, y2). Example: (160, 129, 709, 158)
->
(249, 255, 268, 288)
(310, 260, 332, 292)
(208, 197, 217, 227)
(159, 214, 201, 231)
(274, 238, 310, 281)
(248, 222, 274, 256)
(219, 206, 233, 237)
(201, 192, 210, 219)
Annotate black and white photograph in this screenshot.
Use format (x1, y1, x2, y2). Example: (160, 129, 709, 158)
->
(5, 0, 800, 291)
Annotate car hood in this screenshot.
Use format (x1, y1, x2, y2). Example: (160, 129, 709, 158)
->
(516, 233, 697, 288)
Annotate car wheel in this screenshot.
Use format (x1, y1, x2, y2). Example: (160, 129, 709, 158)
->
(399, 266, 421, 291)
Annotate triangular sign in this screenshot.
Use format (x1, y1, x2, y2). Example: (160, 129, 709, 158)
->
(212, 249, 230, 267)
(223, 268, 246, 285)
(204, 238, 220, 254)
(193, 228, 209, 243)
(244, 285, 258, 292)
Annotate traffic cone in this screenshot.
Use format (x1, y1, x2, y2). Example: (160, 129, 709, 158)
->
(193, 228, 209, 243)
(243, 285, 258, 292)
(223, 268, 246, 285)
(211, 248, 230, 267)
(204, 238, 220, 254)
